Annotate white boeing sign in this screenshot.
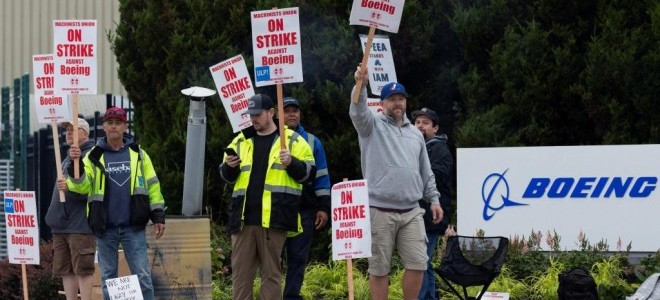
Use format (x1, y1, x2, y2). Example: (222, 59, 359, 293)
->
(457, 144, 660, 251)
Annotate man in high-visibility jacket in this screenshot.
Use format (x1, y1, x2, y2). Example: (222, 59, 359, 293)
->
(219, 94, 316, 300)
(60, 106, 165, 300)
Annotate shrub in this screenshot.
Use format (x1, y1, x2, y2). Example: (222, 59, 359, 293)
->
(0, 241, 62, 300)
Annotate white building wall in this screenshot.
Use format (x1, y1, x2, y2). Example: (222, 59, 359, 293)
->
(0, 0, 125, 95)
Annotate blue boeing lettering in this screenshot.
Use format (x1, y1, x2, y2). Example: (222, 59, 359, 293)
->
(522, 176, 657, 198)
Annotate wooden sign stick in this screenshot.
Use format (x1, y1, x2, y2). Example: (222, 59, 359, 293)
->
(72, 94, 80, 178)
(352, 26, 376, 104)
(15, 188, 29, 300)
(277, 83, 286, 149)
(51, 121, 66, 202)
(342, 178, 355, 300)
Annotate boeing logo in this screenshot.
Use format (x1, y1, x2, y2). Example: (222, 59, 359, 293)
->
(481, 169, 527, 221)
(481, 170, 658, 221)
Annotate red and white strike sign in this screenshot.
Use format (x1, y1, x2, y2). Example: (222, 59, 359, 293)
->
(349, 0, 406, 33)
(331, 180, 372, 261)
(251, 7, 303, 87)
(4, 191, 40, 265)
(53, 19, 98, 94)
(33, 54, 72, 124)
(210, 54, 255, 132)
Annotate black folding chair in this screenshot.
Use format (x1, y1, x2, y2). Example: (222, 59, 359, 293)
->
(435, 235, 509, 300)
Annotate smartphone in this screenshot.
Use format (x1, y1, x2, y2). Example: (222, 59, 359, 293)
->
(224, 147, 238, 157)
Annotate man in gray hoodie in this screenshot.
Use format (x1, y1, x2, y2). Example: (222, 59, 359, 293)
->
(45, 117, 96, 300)
(350, 66, 443, 300)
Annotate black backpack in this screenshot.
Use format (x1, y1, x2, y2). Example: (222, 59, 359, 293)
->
(558, 267, 599, 300)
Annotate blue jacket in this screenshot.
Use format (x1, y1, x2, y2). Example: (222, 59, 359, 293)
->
(291, 124, 331, 215)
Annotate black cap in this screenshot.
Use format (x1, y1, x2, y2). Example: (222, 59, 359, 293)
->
(411, 107, 440, 126)
(244, 94, 274, 115)
(283, 97, 300, 109)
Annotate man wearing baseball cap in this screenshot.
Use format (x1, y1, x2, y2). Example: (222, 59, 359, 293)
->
(411, 107, 453, 300)
(350, 66, 443, 300)
(46, 117, 95, 300)
(220, 94, 316, 299)
(60, 106, 165, 300)
(281, 97, 332, 300)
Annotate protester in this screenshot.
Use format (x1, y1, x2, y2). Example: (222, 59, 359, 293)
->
(349, 66, 444, 300)
(219, 94, 316, 300)
(46, 117, 96, 300)
(60, 106, 165, 300)
(281, 97, 331, 300)
(412, 107, 454, 300)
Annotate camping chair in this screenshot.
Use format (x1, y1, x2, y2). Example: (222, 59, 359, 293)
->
(435, 235, 509, 300)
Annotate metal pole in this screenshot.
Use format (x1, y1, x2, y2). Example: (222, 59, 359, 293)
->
(21, 74, 29, 190)
(180, 87, 215, 216)
(1, 87, 10, 159)
(13, 78, 22, 189)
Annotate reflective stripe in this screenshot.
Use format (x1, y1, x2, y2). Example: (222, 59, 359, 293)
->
(298, 162, 312, 183)
(220, 163, 237, 184)
(265, 184, 302, 196)
(89, 194, 104, 202)
(232, 189, 247, 198)
(134, 187, 149, 195)
(150, 203, 165, 210)
(288, 132, 301, 150)
(240, 165, 252, 172)
(147, 177, 159, 185)
(70, 173, 86, 184)
(271, 163, 286, 170)
(315, 189, 331, 197)
(306, 133, 316, 153)
(316, 168, 328, 178)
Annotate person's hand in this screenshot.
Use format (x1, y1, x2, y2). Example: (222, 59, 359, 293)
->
(68, 145, 81, 159)
(225, 155, 240, 168)
(279, 149, 292, 167)
(354, 64, 368, 82)
(154, 223, 165, 239)
(314, 211, 329, 230)
(444, 224, 457, 237)
(56, 178, 68, 191)
(431, 203, 444, 224)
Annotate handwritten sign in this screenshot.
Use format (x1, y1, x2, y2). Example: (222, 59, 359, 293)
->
(32, 54, 72, 123)
(210, 54, 254, 132)
(349, 0, 406, 33)
(251, 7, 303, 86)
(53, 19, 98, 94)
(106, 274, 143, 300)
(480, 292, 510, 300)
(331, 180, 371, 260)
(360, 34, 397, 96)
(4, 191, 40, 265)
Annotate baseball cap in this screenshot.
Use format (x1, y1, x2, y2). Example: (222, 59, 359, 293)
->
(283, 97, 300, 109)
(411, 107, 440, 126)
(60, 118, 90, 133)
(244, 94, 274, 115)
(380, 82, 408, 100)
(104, 106, 127, 122)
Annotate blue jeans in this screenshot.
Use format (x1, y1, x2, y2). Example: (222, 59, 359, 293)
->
(283, 209, 315, 300)
(97, 226, 154, 300)
(419, 232, 440, 300)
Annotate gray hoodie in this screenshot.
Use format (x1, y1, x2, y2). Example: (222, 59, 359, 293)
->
(349, 86, 440, 209)
(45, 139, 95, 234)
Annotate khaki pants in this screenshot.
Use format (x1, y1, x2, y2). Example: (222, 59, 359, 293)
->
(231, 225, 287, 300)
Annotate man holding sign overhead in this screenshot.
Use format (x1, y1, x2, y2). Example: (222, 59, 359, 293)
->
(349, 66, 443, 300)
(219, 94, 315, 299)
